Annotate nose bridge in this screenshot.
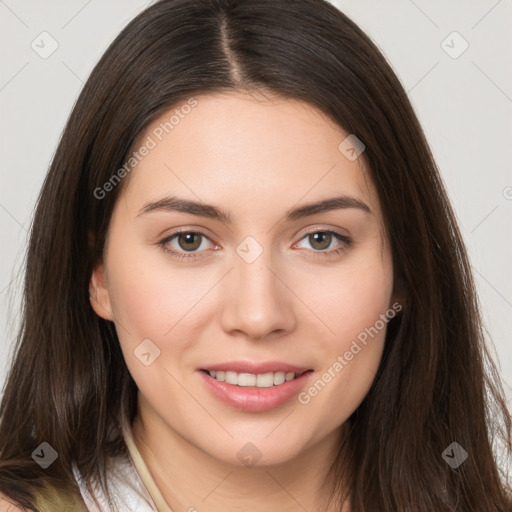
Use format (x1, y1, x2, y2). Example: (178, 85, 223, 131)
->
(220, 235, 295, 338)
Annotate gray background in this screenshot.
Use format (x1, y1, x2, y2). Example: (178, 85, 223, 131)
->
(1, 0, 511, 409)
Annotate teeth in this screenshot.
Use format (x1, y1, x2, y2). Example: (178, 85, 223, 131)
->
(256, 373, 274, 388)
(238, 373, 257, 386)
(225, 371, 238, 385)
(207, 370, 301, 387)
(273, 372, 286, 385)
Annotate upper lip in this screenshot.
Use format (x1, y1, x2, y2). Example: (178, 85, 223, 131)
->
(200, 361, 312, 374)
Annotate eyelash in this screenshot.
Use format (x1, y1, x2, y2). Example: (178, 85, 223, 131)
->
(157, 229, 352, 261)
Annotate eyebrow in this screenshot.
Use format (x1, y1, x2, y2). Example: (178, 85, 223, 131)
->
(137, 194, 372, 223)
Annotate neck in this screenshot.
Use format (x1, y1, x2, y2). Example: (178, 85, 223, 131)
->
(131, 396, 351, 512)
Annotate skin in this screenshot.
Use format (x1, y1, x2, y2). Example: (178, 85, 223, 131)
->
(90, 90, 399, 512)
(0, 496, 24, 512)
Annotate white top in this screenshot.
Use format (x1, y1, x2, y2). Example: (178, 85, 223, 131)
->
(72, 423, 174, 512)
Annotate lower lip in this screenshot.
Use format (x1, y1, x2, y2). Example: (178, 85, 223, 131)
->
(198, 370, 313, 412)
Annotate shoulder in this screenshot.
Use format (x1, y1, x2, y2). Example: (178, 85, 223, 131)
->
(0, 492, 26, 511)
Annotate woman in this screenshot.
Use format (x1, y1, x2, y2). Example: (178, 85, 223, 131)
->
(0, 0, 510, 510)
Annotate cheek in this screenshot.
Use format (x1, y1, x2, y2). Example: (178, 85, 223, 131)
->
(108, 263, 171, 338)
(103, 236, 224, 395)
(294, 252, 394, 424)
(302, 251, 394, 352)
(104, 253, 202, 404)
(105, 231, 209, 339)
(102, 239, 186, 369)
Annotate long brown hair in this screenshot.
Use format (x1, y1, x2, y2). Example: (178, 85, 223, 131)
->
(1, 0, 510, 510)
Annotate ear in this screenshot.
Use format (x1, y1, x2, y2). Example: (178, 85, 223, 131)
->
(89, 261, 114, 321)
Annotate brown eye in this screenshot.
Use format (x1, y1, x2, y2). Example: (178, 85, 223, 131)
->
(308, 232, 333, 251)
(295, 230, 352, 257)
(158, 231, 215, 260)
(176, 232, 203, 252)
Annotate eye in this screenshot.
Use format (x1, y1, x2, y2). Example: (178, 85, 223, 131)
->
(158, 231, 216, 260)
(294, 229, 352, 257)
(158, 228, 352, 261)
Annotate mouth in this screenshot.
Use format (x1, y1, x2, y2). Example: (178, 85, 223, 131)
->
(198, 365, 314, 412)
(200, 369, 309, 388)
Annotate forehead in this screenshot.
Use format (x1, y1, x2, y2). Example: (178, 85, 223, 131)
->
(117, 90, 382, 225)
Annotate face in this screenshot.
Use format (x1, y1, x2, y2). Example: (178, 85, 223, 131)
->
(90, 90, 398, 467)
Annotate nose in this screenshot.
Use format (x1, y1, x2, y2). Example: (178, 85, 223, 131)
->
(219, 243, 297, 341)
